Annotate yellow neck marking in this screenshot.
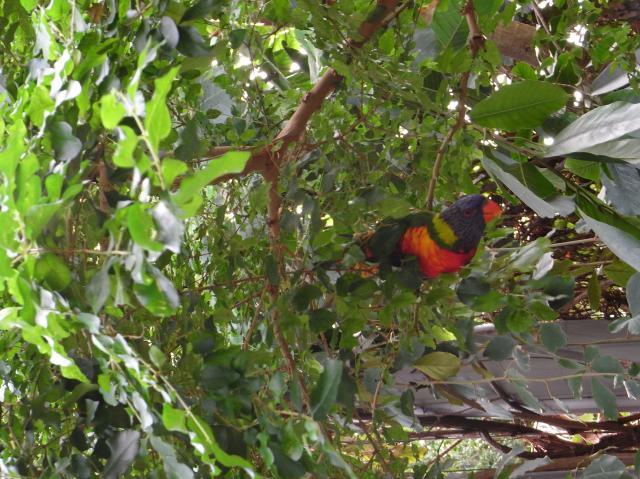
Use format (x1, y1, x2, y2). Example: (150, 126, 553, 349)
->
(431, 214, 457, 246)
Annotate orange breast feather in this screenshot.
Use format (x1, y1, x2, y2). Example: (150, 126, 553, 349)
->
(399, 227, 476, 278)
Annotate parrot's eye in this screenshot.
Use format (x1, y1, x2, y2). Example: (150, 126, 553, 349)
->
(463, 208, 474, 218)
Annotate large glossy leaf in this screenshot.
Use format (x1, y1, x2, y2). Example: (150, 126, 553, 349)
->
(582, 138, 640, 163)
(470, 81, 568, 130)
(431, 0, 468, 50)
(311, 359, 343, 420)
(590, 48, 640, 96)
(601, 164, 640, 216)
(482, 154, 574, 217)
(627, 273, 640, 316)
(547, 102, 640, 156)
(582, 454, 627, 479)
(103, 430, 140, 479)
(579, 207, 640, 271)
(609, 315, 640, 335)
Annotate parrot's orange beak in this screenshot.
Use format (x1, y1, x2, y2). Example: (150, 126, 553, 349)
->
(482, 199, 502, 223)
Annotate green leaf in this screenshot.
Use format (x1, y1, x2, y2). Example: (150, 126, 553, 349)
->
(604, 261, 636, 286)
(149, 345, 167, 368)
(185, 414, 255, 470)
(177, 26, 212, 57)
(127, 204, 164, 252)
(601, 164, 640, 217)
(588, 272, 601, 311)
(609, 315, 640, 335)
(35, 253, 71, 291)
(0, 120, 26, 180)
(414, 351, 461, 380)
(539, 275, 575, 310)
(578, 207, 640, 271)
(50, 122, 82, 162)
(20, 0, 37, 10)
(484, 335, 515, 361)
(292, 284, 322, 311)
(432, 0, 468, 50)
(113, 126, 138, 168)
(378, 29, 395, 54)
(103, 430, 141, 479)
(146, 67, 180, 151)
(582, 454, 626, 479)
(181, 0, 223, 22)
(159, 16, 179, 49)
(470, 81, 568, 130)
(162, 404, 188, 433)
(282, 422, 303, 461)
(626, 273, 640, 316)
(547, 101, 640, 157)
(591, 355, 623, 374)
(27, 86, 55, 128)
(86, 261, 112, 313)
(26, 201, 63, 239)
(162, 158, 188, 186)
(580, 138, 640, 162)
(564, 158, 601, 181)
(309, 309, 337, 333)
(311, 359, 343, 420)
(591, 378, 618, 420)
(482, 153, 574, 218)
(539, 323, 567, 353)
(400, 389, 414, 416)
(510, 380, 543, 412)
(100, 93, 127, 129)
(456, 276, 490, 304)
(511, 62, 538, 80)
(173, 151, 250, 216)
(271, 444, 306, 479)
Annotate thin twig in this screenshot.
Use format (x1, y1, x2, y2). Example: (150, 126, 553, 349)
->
(264, 165, 311, 409)
(425, 0, 484, 209)
(243, 289, 266, 350)
(481, 430, 511, 453)
(531, 0, 562, 52)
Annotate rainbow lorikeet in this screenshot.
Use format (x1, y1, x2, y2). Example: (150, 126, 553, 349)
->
(359, 195, 502, 278)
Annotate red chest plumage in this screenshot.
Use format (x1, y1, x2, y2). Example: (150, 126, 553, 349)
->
(399, 226, 476, 278)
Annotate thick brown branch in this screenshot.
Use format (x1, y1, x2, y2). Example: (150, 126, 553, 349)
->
(203, 0, 401, 182)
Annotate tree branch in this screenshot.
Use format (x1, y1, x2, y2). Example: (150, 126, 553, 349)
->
(202, 0, 403, 182)
(425, 0, 483, 209)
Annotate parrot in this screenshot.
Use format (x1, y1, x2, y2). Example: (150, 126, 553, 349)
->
(358, 194, 502, 278)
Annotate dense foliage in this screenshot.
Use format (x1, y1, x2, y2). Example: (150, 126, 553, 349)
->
(1, 0, 640, 477)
